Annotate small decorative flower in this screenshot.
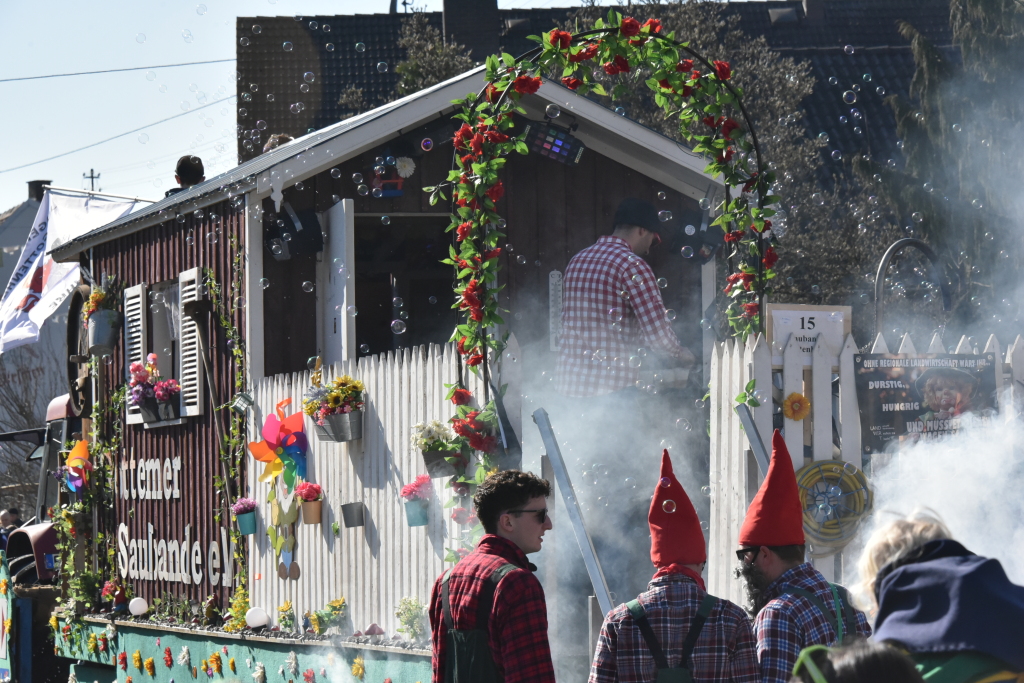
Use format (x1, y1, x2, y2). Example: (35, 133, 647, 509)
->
(351, 656, 365, 680)
(783, 393, 811, 421)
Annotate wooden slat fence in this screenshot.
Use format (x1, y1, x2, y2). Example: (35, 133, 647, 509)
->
(708, 330, 1024, 606)
(247, 343, 485, 636)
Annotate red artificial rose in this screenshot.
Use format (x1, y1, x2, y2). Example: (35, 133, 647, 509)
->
(469, 432, 497, 453)
(453, 123, 473, 150)
(713, 60, 732, 81)
(703, 115, 721, 128)
(452, 507, 472, 525)
(450, 478, 470, 496)
(470, 133, 485, 157)
(724, 230, 744, 243)
(619, 17, 641, 36)
(481, 247, 502, 261)
(452, 419, 472, 438)
(512, 75, 542, 95)
(716, 147, 735, 163)
(724, 272, 755, 294)
(484, 129, 509, 143)
(561, 76, 582, 90)
(742, 172, 759, 193)
(642, 18, 662, 33)
(763, 247, 779, 269)
(469, 308, 484, 322)
(484, 83, 501, 103)
(676, 59, 693, 72)
(658, 78, 672, 91)
(568, 43, 599, 63)
(743, 302, 760, 318)
(602, 61, 619, 75)
(549, 30, 572, 50)
(720, 118, 741, 139)
(466, 353, 484, 366)
(485, 181, 505, 203)
(614, 54, 630, 72)
(456, 222, 472, 242)
(681, 85, 692, 97)
(460, 153, 475, 168)
(457, 336, 469, 354)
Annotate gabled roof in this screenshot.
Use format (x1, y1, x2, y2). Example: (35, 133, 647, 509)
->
(53, 65, 722, 262)
(0, 199, 39, 246)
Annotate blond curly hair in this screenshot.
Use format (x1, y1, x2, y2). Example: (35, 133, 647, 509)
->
(856, 509, 952, 614)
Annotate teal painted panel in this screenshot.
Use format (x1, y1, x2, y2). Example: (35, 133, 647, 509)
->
(0, 552, 13, 676)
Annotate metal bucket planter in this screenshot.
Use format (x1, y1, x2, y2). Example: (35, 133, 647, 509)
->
(87, 309, 121, 356)
(157, 399, 181, 421)
(235, 511, 257, 535)
(301, 500, 322, 525)
(405, 499, 429, 527)
(136, 397, 160, 423)
(421, 448, 459, 477)
(340, 502, 364, 528)
(315, 411, 363, 443)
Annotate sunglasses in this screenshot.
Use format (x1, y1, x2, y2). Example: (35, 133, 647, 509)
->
(736, 547, 759, 562)
(792, 645, 831, 683)
(508, 508, 548, 524)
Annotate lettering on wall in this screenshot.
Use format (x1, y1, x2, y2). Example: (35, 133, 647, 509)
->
(118, 455, 182, 500)
(117, 523, 235, 587)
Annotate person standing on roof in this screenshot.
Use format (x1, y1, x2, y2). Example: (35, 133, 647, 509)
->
(164, 155, 205, 197)
(429, 470, 555, 683)
(589, 450, 758, 683)
(555, 197, 696, 398)
(734, 431, 870, 683)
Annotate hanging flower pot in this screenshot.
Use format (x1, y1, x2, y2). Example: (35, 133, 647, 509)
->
(404, 499, 429, 527)
(316, 411, 363, 443)
(340, 502, 364, 528)
(137, 396, 160, 423)
(87, 309, 121, 356)
(301, 500, 322, 525)
(421, 447, 460, 477)
(157, 400, 181, 421)
(235, 511, 257, 535)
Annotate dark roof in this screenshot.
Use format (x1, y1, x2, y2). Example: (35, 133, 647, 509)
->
(236, 1, 957, 173)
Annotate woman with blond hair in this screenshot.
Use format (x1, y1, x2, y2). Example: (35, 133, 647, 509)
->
(857, 510, 1024, 682)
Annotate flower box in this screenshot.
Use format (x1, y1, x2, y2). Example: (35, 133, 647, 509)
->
(157, 399, 181, 421)
(315, 411, 363, 443)
(235, 510, 257, 535)
(87, 309, 121, 356)
(405, 499, 429, 527)
(301, 500, 322, 525)
(137, 396, 160, 423)
(421, 447, 459, 477)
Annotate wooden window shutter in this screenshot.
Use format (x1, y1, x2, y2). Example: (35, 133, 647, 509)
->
(178, 268, 205, 416)
(123, 283, 148, 424)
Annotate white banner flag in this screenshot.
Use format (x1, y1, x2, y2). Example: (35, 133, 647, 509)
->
(0, 191, 136, 354)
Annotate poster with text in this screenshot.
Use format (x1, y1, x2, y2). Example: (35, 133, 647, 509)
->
(854, 353, 998, 455)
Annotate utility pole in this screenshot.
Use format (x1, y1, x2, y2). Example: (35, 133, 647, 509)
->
(82, 168, 100, 192)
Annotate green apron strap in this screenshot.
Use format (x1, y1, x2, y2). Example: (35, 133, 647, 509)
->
(475, 563, 520, 633)
(782, 586, 844, 644)
(441, 569, 454, 629)
(830, 584, 857, 643)
(680, 594, 718, 668)
(626, 600, 671, 670)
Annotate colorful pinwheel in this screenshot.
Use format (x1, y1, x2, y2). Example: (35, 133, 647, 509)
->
(65, 440, 93, 492)
(248, 399, 308, 490)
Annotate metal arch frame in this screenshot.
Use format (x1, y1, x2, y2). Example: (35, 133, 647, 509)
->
(873, 238, 952, 339)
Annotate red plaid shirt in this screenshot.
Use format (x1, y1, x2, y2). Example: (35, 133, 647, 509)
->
(589, 573, 760, 683)
(754, 563, 872, 683)
(556, 236, 688, 397)
(429, 535, 555, 683)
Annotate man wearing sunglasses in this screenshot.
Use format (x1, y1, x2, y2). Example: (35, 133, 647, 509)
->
(590, 450, 758, 683)
(429, 470, 555, 683)
(735, 431, 870, 683)
(555, 197, 695, 399)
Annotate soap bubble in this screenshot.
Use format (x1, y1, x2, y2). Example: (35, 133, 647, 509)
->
(330, 168, 342, 179)
(811, 192, 825, 206)
(912, 212, 923, 223)
(283, 41, 293, 51)
(355, 42, 366, 52)
(138, 133, 149, 144)
(662, 500, 677, 513)
(393, 297, 404, 307)
(259, 278, 270, 289)
(831, 150, 843, 161)
(295, 181, 304, 191)
(347, 306, 358, 316)
(843, 45, 855, 54)
(657, 277, 668, 289)
(517, 255, 527, 265)
(614, 107, 626, 116)
(876, 86, 886, 95)
(182, 29, 193, 43)
(301, 281, 314, 292)
(307, 356, 320, 371)
(196, 4, 207, 14)
(391, 320, 407, 334)
(428, 296, 437, 304)
(700, 485, 711, 496)
(664, 309, 677, 321)
(252, 24, 262, 33)
(676, 418, 691, 431)
(303, 72, 315, 83)
(545, 104, 560, 118)
(839, 115, 848, 124)
(695, 398, 706, 409)
(631, 274, 643, 285)
(380, 215, 391, 225)
(684, 224, 696, 236)
(359, 344, 370, 354)
(828, 76, 839, 85)
(207, 232, 218, 244)
(372, 188, 383, 198)
(352, 172, 363, 183)
(752, 389, 769, 403)
(657, 191, 667, 200)
(842, 90, 857, 104)
(282, 233, 293, 242)
(658, 210, 672, 222)
(271, 244, 282, 255)
(625, 477, 636, 489)
(952, 123, 962, 133)
(818, 132, 830, 142)
(811, 284, 821, 295)
(862, 73, 872, 82)
(660, 477, 671, 488)
(608, 307, 623, 322)
(681, 246, 694, 258)
(698, 197, 711, 211)
(420, 138, 433, 151)
(972, 199, 983, 209)
(827, 485, 843, 498)
(628, 356, 642, 368)
(326, 43, 335, 51)
(357, 184, 369, 196)
(377, 62, 388, 72)
(136, 33, 147, 44)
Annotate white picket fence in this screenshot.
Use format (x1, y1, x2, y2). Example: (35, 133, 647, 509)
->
(246, 343, 486, 638)
(707, 329, 1024, 606)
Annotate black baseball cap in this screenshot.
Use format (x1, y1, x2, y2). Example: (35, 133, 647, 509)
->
(614, 198, 666, 235)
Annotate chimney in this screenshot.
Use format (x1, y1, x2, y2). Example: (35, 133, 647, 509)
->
(443, 0, 499, 62)
(803, 0, 825, 23)
(28, 180, 50, 202)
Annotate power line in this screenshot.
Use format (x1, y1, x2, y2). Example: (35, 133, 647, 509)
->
(0, 96, 237, 175)
(0, 58, 236, 84)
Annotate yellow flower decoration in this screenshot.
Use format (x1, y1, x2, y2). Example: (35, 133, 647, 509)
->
(326, 392, 343, 408)
(328, 597, 346, 610)
(279, 600, 293, 613)
(49, 615, 58, 632)
(4, 619, 11, 634)
(0, 579, 8, 594)
(351, 656, 365, 680)
(133, 650, 143, 670)
(87, 633, 97, 653)
(209, 652, 222, 673)
(308, 612, 321, 635)
(783, 393, 811, 421)
(144, 657, 156, 676)
(229, 657, 236, 673)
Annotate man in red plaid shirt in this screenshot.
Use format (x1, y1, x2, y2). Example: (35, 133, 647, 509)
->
(556, 198, 695, 397)
(429, 470, 555, 683)
(590, 450, 758, 683)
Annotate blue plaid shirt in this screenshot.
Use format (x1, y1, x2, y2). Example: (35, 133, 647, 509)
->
(589, 572, 759, 683)
(754, 563, 871, 683)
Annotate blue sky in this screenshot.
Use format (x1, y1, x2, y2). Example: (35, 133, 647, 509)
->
(0, 0, 582, 215)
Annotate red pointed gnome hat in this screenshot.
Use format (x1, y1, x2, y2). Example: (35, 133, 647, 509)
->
(649, 450, 706, 567)
(739, 430, 805, 547)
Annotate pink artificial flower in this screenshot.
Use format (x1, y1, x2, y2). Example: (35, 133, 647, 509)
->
(401, 474, 433, 501)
